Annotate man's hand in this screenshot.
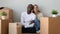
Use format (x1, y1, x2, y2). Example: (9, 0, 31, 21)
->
(30, 20, 34, 25)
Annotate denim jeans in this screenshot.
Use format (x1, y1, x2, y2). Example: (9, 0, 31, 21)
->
(34, 18, 40, 31)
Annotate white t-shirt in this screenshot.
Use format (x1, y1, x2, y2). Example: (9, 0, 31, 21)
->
(21, 12, 36, 28)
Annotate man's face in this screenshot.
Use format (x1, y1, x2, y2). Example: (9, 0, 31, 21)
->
(27, 4, 33, 14)
(27, 8, 31, 14)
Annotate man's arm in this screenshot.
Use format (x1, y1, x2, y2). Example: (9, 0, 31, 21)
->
(30, 20, 34, 24)
(30, 14, 36, 24)
(21, 13, 25, 26)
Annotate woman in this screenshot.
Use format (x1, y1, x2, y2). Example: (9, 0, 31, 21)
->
(33, 4, 43, 33)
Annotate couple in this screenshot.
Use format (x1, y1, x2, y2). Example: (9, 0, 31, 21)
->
(21, 4, 43, 33)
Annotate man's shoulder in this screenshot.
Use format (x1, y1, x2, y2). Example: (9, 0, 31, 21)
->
(31, 13, 35, 15)
(31, 13, 36, 16)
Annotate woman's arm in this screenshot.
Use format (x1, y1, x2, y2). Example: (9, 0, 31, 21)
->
(37, 13, 43, 20)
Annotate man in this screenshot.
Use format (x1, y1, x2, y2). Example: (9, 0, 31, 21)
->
(21, 4, 36, 33)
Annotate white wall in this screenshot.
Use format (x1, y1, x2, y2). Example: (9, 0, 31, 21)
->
(0, 0, 60, 21)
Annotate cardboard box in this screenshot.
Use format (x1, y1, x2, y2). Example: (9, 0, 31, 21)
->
(9, 22, 22, 34)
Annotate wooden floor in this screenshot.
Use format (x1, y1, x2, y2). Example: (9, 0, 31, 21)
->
(24, 33, 36, 34)
(22, 32, 40, 34)
(23, 33, 37, 34)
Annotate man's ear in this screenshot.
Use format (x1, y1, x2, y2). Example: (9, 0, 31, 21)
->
(31, 10, 33, 12)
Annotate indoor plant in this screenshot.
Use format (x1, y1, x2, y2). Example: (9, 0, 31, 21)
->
(1, 12, 7, 20)
(51, 9, 58, 17)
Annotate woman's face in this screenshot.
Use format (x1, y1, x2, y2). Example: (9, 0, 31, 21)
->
(34, 6, 38, 13)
